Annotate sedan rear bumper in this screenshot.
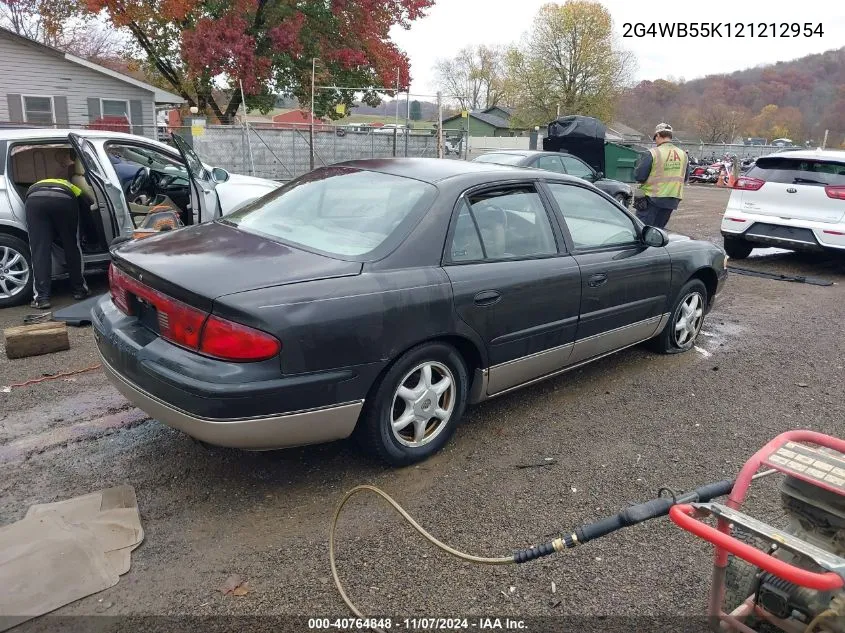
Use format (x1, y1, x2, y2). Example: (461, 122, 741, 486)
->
(100, 354, 363, 450)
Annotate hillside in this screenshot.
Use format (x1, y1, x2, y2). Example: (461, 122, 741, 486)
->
(617, 47, 845, 145)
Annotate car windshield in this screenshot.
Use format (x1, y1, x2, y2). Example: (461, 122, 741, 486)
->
(749, 157, 845, 186)
(224, 168, 436, 258)
(473, 153, 526, 165)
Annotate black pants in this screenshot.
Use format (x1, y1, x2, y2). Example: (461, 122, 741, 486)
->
(635, 201, 674, 229)
(25, 192, 87, 300)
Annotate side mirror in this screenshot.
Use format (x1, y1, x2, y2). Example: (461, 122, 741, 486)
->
(211, 167, 230, 183)
(642, 225, 669, 247)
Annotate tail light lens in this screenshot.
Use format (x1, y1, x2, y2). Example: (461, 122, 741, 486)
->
(732, 177, 765, 191)
(199, 315, 281, 361)
(825, 185, 845, 200)
(108, 263, 280, 362)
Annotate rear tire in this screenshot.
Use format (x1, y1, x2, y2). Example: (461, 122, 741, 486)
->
(0, 234, 33, 308)
(356, 342, 468, 466)
(650, 279, 708, 354)
(723, 237, 753, 259)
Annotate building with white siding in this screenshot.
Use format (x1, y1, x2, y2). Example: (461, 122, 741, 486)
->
(0, 27, 183, 138)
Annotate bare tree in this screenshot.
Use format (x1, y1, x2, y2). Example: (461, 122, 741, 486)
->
(0, 0, 125, 60)
(434, 44, 507, 111)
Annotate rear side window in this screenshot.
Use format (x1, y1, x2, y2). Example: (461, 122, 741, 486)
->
(473, 153, 526, 165)
(225, 168, 436, 259)
(749, 157, 845, 186)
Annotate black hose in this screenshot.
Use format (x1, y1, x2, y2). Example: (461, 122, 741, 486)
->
(513, 479, 735, 563)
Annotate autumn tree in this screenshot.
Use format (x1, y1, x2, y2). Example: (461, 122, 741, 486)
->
(503, 0, 635, 127)
(747, 104, 805, 141)
(433, 44, 507, 111)
(693, 104, 748, 143)
(78, 0, 432, 122)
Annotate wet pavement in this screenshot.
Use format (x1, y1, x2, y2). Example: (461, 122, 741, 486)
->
(1, 185, 843, 623)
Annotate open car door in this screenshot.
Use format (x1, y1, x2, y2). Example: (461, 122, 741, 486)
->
(68, 133, 133, 242)
(171, 132, 222, 224)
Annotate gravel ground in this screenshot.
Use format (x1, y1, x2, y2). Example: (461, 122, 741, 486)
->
(1, 185, 843, 628)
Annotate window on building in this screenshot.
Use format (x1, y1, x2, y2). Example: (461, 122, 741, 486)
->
(101, 99, 129, 118)
(23, 96, 54, 125)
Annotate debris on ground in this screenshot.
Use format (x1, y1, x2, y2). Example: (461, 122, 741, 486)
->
(3, 322, 69, 359)
(220, 574, 251, 597)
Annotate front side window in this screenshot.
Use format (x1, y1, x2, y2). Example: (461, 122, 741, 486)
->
(106, 143, 188, 180)
(101, 99, 129, 118)
(23, 96, 54, 125)
(226, 168, 436, 259)
(560, 155, 595, 179)
(547, 183, 638, 249)
(448, 185, 557, 261)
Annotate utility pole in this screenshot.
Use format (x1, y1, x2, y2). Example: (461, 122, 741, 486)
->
(310, 57, 317, 171)
(436, 91, 443, 159)
(239, 79, 254, 176)
(822, 129, 829, 150)
(405, 89, 411, 157)
(395, 68, 400, 129)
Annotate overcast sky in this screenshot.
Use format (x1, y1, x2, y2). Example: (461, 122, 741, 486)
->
(390, 0, 845, 98)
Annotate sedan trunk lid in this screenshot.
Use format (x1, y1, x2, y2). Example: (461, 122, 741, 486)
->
(113, 221, 362, 306)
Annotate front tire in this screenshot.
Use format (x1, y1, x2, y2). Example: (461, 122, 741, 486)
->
(723, 236, 753, 259)
(651, 279, 708, 354)
(356, 342, 468, 466)
(0, 234, 33, 308)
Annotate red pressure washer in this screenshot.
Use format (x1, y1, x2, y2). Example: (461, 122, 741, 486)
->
(331, 431, 845, 633)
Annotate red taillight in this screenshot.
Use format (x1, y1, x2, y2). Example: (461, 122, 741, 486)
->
(108, 263, 132, 315)
(199, 315, 281, 361)
(732, 177, 765, 191)
(825, 185, 845, 200)
(725, 217, 747, 223)
(823, 229, 845, 236)
(108, 264, 280, 362)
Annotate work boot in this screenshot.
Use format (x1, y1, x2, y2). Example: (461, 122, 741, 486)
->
(30, 298, 51, 310)
(73, 288, 90, 301)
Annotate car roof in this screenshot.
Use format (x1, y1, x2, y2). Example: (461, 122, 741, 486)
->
(476, 149, 574, 157)
(332, 157, 584, 184)
(759, 148, 845, 162)
(0, 128, 162, 142)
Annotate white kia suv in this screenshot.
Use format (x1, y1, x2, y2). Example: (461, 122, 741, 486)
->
(720, 149, 845, 259)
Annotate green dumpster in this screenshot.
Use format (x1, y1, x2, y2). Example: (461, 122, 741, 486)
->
(604, 141, 644, 183)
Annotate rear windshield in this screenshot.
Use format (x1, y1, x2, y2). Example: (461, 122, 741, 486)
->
(224, 168, 436, 259)
(473, 153, 526, 165)
(748, 157, 845, 186)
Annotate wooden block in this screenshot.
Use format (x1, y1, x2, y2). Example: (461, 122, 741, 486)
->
(3, 321, 70, 359)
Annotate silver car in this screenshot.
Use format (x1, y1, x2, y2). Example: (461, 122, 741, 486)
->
(0, 129, 280, 307)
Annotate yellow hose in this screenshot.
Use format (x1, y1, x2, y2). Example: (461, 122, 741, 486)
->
(329, 485, 516, 629)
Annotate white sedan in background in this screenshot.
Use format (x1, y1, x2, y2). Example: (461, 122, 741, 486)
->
(720, 149, 845, 258)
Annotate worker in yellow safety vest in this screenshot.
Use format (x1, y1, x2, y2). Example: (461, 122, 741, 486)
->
(24, 150, 89, 309)
(632, 123, 689, 229)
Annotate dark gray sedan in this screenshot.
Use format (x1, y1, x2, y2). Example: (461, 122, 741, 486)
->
(93, 158, 727, 465)
(474, 150, 633, 207)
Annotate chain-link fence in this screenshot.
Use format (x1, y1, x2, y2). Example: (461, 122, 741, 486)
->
(178, 124, 468, 181)
(674, 142, 799, 163)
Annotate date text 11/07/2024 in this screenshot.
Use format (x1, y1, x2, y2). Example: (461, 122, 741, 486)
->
(623, 22, 824, 38)
(308, 618, 528, 630)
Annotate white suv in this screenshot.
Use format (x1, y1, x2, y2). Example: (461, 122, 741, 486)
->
(720, 149, 845, 258)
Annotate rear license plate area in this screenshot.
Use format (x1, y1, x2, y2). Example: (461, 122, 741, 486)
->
(135, 297, 161, 334)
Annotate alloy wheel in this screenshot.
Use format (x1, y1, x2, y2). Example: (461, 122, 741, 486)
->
(390, 361, 456, 448)
(674, 292, 704, 347)
(0, 245, 30, 300)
